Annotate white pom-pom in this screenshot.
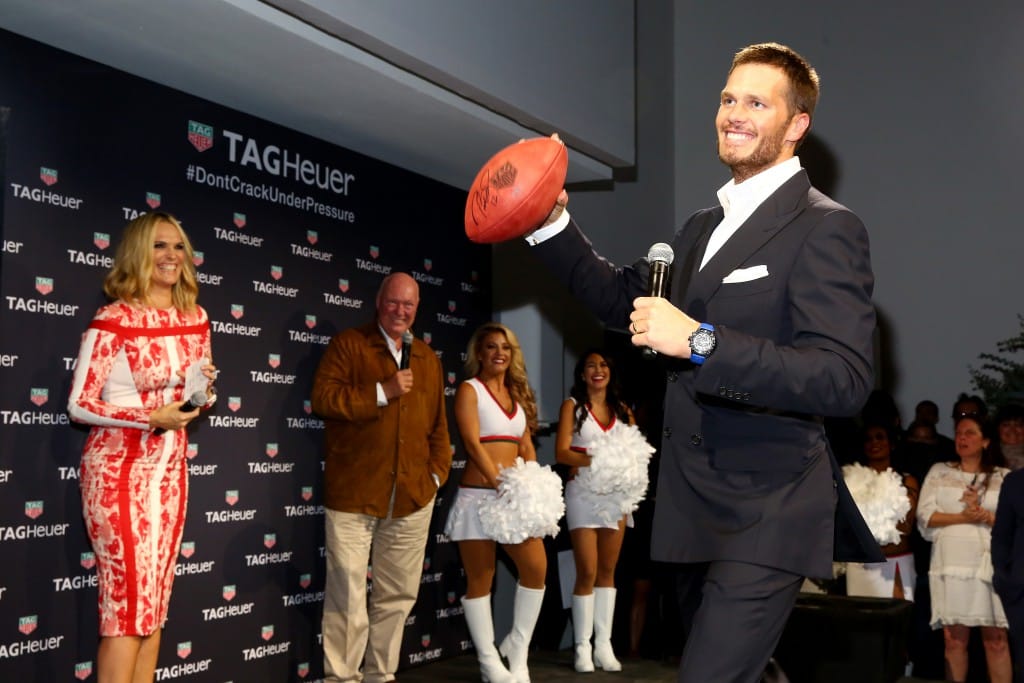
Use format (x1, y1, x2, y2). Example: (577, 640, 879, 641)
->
(478, 458, 565, 544)
(842, 463, 911, 546)
(575, 424, 655, 523)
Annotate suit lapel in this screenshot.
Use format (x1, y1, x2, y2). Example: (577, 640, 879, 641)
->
(688, 171, 812, 305)
(672, 210, 720, 313)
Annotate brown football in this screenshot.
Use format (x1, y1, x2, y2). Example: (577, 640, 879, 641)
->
(464, 137, 568, 244)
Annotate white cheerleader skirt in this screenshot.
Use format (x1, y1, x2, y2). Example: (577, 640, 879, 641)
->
(444, 487, 495, 541)
(565, 480, 632, 531)
(846, 552, 916, 602)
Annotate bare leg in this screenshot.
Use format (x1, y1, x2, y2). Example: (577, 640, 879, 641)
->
(571, 528, 598, 595)
(459, 539, 498, 598)
(943, 624, 969, 682)
(97, 636, 142, 683)
(132, 632, 161, 683)
(982, 626, 1012, 683)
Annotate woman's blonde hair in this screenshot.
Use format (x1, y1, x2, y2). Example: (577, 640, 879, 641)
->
(103, 212, 199, 311)
(464, 322, 538, 434)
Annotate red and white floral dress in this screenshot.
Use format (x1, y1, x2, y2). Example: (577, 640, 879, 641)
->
(68, 301, 211, 637)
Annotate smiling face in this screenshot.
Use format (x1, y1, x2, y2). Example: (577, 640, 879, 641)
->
(477, 331, 512, 377)
(149, 221, 186, 302)
(863, 426, 892, 465)
(375, 273, 419, 342)
(580, 352, 611, 393)
(716, 63, 809, 183)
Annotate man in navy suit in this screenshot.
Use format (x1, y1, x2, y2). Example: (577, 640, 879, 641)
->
(527, 43, 882, 682)
(993, 468, 1024, 682)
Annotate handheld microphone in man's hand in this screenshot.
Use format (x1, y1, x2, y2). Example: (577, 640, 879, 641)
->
(153, 390, 210, 436)
(642, 243, 675, 359)
(400, 330, 413, 370)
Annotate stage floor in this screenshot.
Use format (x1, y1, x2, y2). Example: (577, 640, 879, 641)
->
(397, 649, 943, 682)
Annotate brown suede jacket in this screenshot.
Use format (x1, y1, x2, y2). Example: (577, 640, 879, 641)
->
(311, 322, 451, 518)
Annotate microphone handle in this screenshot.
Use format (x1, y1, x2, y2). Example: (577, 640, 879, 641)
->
(400, 344, 411, 370)
(642, 260, 671, 358)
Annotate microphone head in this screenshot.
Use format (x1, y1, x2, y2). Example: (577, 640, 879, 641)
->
(188, 390, 209, 407)
(647, 242, 674, 265)
(401, 330, 414, 345)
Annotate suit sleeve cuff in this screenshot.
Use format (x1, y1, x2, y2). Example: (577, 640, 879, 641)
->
(376, 382, 387, 407)
(524, 210, 571, 245)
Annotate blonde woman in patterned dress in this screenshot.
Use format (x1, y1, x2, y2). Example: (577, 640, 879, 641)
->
(68, 213, 216, 683)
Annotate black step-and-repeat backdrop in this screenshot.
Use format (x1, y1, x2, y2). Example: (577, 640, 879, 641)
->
(0, 29, 490, 682)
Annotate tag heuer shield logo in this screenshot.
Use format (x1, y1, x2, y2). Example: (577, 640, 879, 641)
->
(187, 120, 214, 152)
(39, 167, 57, 186)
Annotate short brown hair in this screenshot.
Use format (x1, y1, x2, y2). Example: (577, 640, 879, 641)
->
(731, 42, 819, 144)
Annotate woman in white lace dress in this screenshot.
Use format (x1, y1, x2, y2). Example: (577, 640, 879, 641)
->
(917, 413, 1011, 682)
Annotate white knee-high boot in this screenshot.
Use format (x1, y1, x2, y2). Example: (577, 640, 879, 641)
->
(592, 587, 621, 671)
(571, 593, 595, 673)
(498, 584, 545, 683)
(462, 595, 514, 683)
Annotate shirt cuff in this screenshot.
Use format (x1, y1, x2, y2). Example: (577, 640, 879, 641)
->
(431, 473, 440, 488)
(524, 210, 570, 245)
(376, 382, 387, 407)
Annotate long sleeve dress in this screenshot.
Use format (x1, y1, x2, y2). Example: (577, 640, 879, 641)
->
(917, 461, 1009, 629)
(68, 301, 211, 636)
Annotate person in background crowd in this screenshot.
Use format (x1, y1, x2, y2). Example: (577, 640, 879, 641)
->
(953, 393, 989, 421)
(993, 468, 1024, 683)
(914, 399, 956, 459)
(846, 424, 919, 601)
(527, 42, 881, 682)
(996, 404, 1024, 471)
(917, 413, 1010, 683)
(445, 322, 545, 683)
(555, 349, 636, 673)
(68, 212, 216, 683)
(311, 272, 451, 683)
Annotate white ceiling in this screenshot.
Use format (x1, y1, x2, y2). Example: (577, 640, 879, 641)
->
(0, 0, 616, 191)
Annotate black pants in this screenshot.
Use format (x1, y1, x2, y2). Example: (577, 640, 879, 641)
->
(675, 561, 802, 683)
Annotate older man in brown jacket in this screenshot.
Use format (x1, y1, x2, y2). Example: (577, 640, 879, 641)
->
(312, 272, 451, 683)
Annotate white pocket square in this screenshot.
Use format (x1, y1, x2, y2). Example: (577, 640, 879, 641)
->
(722, 265, 769, 284)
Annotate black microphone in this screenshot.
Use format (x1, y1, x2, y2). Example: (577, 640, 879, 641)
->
(153, 390, 209, 436)
(400, 330, 413, 370)
(642, 242, 675, 359)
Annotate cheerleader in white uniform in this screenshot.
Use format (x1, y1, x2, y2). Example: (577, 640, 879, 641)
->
(556, 349, 635, 673)
(445, 323, 544, 683)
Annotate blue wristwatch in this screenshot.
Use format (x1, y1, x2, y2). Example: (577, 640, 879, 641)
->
(688, 323, 716, 365)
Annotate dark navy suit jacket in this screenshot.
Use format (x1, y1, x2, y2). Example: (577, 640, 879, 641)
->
(993, 468, 1024, 607)
(533, 169, 883, 577)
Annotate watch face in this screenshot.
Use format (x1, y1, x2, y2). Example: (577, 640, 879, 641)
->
(691, 329, 716, 356)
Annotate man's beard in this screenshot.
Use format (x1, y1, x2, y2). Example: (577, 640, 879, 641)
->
(718, 126, 787, 182)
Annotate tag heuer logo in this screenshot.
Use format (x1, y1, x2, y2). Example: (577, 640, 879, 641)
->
(424, 258, 432, 271)
(146, 192, 161, 209)
(24, 501, 43, 519)
(177, 641, 192, 659)
(186, 443, 199, 459)
(39, 167, 58, 186)
(299, 573, 311, 589)
(305, 315, 316, 329)
(94, 232, 110, 250)
(261, 625, 274, 641)
(268, 354, 280, 369)
(307, 230, 318, 245)
(234, 212, 246, 228)
(303, 400, 312, 415)
(193, 250, 205, 267)
(187, 120, 214, 152)
(264, 533, 276, 549)
(228, 396, 241, 412)
(297, 662, 310, 678)
(74, 662, 93, 680)
(230, 304, 244, 319)
(301, 486, 313, 501)
(338, 279, 349, 292)
(30, 388, 48, 406)
(180, 542, 195, 558)
(223, 585, 236, 601)
(369, 245, 379, 259)
(35, 277, 53, 295)
(423, 332, 432, 345)
(19, 615, 37, 635)
(270, 265, 283, 280)
(265, 442, 278, 458)
(80, 552, 96, 570)
(225, 490, 239, 506)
